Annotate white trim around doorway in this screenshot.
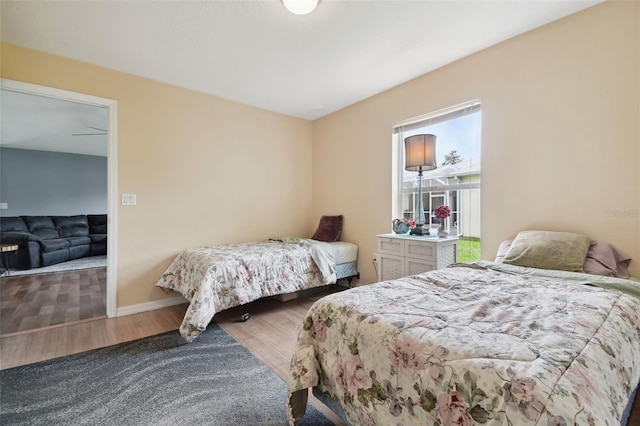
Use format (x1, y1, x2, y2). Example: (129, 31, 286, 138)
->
(1, 78, 118, 318)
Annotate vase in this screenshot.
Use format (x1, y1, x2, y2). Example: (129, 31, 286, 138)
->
(437, 221, 449, 238)
(392, 221, 410, 234)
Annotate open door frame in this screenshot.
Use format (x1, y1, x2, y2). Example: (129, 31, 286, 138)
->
(1, 78, 118, 317)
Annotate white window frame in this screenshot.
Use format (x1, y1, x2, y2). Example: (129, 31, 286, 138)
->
(393, 100, 481, 237)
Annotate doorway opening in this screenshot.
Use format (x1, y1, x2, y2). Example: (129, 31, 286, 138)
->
(0, 79, 118, 334)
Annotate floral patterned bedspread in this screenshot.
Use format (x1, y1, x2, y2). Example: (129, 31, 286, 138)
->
(288, 262, 640, 425)
(156, 240, 335, 342)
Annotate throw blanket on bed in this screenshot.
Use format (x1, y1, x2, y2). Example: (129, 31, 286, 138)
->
(287, 262, 640, 425)
(270, 238, 337, 282)
(156, 239, 336, 342)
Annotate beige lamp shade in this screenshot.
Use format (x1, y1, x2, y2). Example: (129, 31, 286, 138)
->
(404, 134, 437, 172)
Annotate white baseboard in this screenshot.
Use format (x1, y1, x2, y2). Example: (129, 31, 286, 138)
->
(116, 296, 188, 317)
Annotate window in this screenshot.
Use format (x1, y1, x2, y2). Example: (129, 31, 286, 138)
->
(393, 101, 481, 260)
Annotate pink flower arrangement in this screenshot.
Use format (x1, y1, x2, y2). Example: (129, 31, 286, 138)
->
(434, 205, 451, 220)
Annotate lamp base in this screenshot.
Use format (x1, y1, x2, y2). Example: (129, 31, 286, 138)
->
(410, 226, 430, 236)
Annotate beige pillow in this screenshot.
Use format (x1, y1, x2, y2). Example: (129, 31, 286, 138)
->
(502, 230, 592, 272)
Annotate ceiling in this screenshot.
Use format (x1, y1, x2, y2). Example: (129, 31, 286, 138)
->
(0, 0, 601, 155)
(1, 88, 109, 156)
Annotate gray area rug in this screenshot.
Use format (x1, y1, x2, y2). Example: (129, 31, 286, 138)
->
(8, 255, 107, 277)
(0, 324, 332, 426)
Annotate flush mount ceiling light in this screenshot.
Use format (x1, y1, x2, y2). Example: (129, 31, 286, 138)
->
(283, 0, 318, 15)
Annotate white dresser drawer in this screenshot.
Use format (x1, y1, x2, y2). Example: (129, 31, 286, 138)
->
(404, 239, 437, 261)
(376, 234, 459, 281)
(405, 258, 436, 276)
(378, 253, 404, 281)
(378, 237, 404, 255)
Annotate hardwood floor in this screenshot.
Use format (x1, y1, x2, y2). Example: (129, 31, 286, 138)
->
(0, 267, 106, 336)
(0, 302, 186, 370)
(0, 286, 638, 426)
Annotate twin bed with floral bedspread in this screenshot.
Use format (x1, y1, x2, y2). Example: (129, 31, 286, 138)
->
(287, 231, 640, 425)
(156, 237, 358, 342)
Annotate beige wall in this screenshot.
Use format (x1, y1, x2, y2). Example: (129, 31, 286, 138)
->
(313, 1, 640, 281)
(1, 1, 638, 311)
(1, 43, 314, 308)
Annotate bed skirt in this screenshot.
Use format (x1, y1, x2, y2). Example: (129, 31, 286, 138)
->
(335, 261, 358, 280)
(273, 261, 359, 302)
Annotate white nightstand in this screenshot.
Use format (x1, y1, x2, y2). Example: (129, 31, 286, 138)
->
(375, 233, 459, 282)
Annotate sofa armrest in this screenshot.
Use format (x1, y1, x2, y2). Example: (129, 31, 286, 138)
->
(1, 232, 43, 244)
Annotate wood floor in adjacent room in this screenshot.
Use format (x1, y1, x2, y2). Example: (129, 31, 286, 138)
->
(0, 267, 107, 336)
(0, 285, 638, 426)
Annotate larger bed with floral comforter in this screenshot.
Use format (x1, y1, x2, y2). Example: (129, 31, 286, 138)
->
(157, 238, 357, 342)
(287, 261, 640, 425)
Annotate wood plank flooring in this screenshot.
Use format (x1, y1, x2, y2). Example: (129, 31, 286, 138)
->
(0, 302, 187, 370)
(0, 286, 638, 426)
(0, 267, 106, 336)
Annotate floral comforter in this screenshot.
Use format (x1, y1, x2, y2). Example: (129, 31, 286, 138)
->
(288, 262, 640, 425)
(156, 240, 336, 342)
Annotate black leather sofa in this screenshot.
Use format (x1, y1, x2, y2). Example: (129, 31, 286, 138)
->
(0, 214, 107, 270)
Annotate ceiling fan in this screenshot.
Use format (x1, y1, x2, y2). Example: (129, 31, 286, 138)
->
(72, 126, 107, 136)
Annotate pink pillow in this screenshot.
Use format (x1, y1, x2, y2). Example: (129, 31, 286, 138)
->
(582, 242, 631, 279)
(494, 239, 513, 263)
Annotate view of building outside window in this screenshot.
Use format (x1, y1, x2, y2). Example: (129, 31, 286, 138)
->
(396, 102, 481, 261)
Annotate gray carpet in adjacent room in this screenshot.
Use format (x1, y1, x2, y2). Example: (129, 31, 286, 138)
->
(0, 324, 332, 426)
(8, 255, 107, 277)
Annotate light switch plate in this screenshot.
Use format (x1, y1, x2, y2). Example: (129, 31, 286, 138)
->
(121, 194, 137, 205)
(0, 203, 7, 209)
